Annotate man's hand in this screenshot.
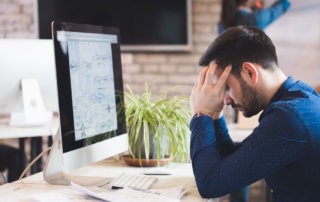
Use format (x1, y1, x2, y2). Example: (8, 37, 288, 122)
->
(190, 63, 232, 120)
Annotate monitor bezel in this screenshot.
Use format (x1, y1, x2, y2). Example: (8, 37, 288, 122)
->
(52, 21, 128, 171)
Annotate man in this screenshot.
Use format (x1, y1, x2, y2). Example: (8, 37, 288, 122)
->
(190, 26, 320, 201)
(219, 1, 290, 201)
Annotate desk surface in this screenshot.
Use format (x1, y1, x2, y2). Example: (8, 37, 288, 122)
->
(0, 114, 59, 139)
(0, 159, 217, 202)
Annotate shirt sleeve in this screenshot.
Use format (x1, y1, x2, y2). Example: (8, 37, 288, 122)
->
(190, 105, 310, 199)
(254, 0, 291, 29)
(213, 117, 241, 157)
(190, 116, 237, 158)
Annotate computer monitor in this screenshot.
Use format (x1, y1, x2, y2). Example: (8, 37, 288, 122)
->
(43, 21, 128, 185)
(0, 39, 58, 114)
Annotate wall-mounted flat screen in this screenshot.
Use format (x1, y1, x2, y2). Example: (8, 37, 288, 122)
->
(36, 0, 192, 52)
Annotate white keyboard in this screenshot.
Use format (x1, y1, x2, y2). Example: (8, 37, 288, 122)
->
(111, 173, 157, 190)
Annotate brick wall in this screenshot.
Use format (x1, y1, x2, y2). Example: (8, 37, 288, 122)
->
(0, 0, 36, 38)
(0, 0, 221, 97)
(121, 0, 221, 95)
(3, 0, 318, 121)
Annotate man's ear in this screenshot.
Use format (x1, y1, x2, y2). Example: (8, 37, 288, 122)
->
(240, 62, 259, 85)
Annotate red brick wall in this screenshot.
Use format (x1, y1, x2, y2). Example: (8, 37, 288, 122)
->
(2, 0, 319, 121)
(0, 0, 222, 96)
(0, 0, 35, 38)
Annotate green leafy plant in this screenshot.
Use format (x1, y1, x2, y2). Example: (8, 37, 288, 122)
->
(124, 83, 191, 166)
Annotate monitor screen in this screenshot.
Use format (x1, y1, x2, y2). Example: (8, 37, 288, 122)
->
(0, 39, 58, 115)
(36, 0, 192, 52)
(52, 21, 128, 171)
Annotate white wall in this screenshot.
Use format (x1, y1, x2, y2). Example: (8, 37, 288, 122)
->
(266, 0, 320, 87)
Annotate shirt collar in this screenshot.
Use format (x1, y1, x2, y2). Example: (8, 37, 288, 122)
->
(259, 77, 295, 122)
(269, 76, 295, 103)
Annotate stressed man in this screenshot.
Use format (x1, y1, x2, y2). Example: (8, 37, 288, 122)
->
(190, 26, 320, 201)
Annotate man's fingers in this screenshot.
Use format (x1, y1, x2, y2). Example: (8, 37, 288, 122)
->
(216, 65, 232, 90)
(196, 64, 230, 89)
(197, 67, 208, 87)
(204, 63, 218, 85)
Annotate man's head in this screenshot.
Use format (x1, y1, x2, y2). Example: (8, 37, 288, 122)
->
(199, 26, 280, 117)
(199, 26, 278, 76)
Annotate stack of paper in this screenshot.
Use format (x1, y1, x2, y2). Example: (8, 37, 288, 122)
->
(71, 181, 187, 202)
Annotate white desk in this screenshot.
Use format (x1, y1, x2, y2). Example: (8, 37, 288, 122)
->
(0, 159, 218, 202)
(0, 114, 59, 139)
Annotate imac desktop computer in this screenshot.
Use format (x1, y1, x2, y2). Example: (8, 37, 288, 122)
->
(43, 21, 128, 185)
(0, 39, 59, 126)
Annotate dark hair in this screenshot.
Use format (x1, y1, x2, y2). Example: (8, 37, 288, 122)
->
(221, 0, 249, 28)
(199, 26, 278, 76)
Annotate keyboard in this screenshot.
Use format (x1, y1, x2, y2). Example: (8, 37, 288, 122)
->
(111, 173, 157, 190)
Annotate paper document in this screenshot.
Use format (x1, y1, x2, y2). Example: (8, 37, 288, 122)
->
(23, 188, 100, 202)
(71, 181, 186, 202)
(149, 185, 187, 199)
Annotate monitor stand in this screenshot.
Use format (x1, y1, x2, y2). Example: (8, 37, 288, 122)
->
(43, 126, 71, 185)
(10, 78, 52, 127)
(43, 128, 113, 187)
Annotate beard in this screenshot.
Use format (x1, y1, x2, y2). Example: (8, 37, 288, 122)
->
(235, 78, 261, 117)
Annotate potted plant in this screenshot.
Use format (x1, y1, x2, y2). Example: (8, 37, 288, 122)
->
(123, 83, 191, 167)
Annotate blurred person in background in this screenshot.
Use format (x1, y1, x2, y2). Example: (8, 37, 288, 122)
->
(219, 0, 291, 34)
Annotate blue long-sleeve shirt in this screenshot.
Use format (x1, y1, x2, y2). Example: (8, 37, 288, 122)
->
(218, 0, 291, 33)
(190, 77, 320, 201)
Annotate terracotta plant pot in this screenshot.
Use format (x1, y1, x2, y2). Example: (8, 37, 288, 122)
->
(122, 154, 171, 167)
